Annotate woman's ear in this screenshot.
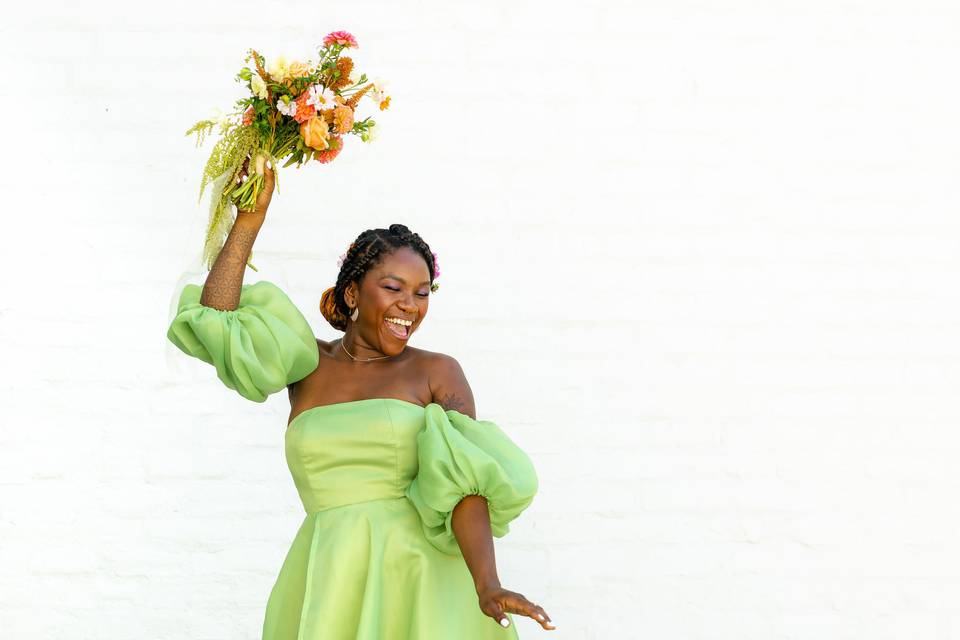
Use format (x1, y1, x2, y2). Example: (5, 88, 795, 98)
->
(344, 282, 356, 308)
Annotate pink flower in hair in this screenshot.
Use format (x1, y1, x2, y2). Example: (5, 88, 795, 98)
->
(337, 241, 357, 269)
(431, 251, 441, 278)
(323, 31, 358, 48)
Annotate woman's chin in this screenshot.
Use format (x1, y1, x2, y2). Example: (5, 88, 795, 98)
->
(380, 326, 410, 355)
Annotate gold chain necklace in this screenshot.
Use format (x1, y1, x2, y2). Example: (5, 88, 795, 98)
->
(339, 338, 395, 362)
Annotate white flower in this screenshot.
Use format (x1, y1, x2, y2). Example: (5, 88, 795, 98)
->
(276, 96, 297, 117)
(267, 54, 290, 82)
(250, 74, 268, 99)
(367, 77, 390, 105)
(361, 121, 379, 143)
(306, 84, 338, 109)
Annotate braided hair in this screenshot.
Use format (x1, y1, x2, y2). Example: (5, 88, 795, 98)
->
(320, 223, 436, 332)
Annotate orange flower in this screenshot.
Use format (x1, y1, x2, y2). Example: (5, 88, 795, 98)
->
(293, 91, 316, 124)
(334, 105, 354, 133)
(379, 95, 391, 111)
(300, 115, 330, 150)
(330, 57, 354, 90)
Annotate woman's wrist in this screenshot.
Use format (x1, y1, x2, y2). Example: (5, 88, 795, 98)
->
(236, 209, 267, 225)
(474, 576, 502, 595)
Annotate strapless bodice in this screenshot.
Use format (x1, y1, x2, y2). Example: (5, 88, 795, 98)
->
(284, 398, 428, 515)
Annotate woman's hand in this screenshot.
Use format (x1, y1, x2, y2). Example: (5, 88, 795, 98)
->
(235, 154, 275, 216)
(477, 584, 555, 631)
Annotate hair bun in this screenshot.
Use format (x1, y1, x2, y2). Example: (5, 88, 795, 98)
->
(320, 285, 347, 331)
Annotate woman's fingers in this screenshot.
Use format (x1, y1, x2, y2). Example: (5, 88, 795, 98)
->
(479, 587, 556, 630)
(507, 594, 555, 630)
(237, 156, 275, 186)
(236, 157, 250, 184)
(528, 601, 550, 623)
(488, 601, 509, 628)
(519, 598, 555, 629)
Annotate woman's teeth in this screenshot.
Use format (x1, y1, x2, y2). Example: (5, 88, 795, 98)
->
(384, 317, 410, 339)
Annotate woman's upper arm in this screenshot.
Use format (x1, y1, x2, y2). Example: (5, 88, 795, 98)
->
(427, 353, 477, 419)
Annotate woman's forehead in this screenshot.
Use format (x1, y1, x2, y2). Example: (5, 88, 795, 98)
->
(377, 248, 430, 272)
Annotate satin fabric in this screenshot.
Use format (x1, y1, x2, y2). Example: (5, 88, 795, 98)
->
(166, 281, 320, 403)
(166, 280, 539, 639)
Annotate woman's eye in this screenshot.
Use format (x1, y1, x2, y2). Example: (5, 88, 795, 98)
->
(385, 285, 429, 297)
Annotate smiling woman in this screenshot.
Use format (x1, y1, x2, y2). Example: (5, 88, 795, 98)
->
(319, 225, 438, 342)
(166, 214, 553, 637)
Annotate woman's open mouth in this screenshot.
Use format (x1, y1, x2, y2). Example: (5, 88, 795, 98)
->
(383, 317, 410, 340)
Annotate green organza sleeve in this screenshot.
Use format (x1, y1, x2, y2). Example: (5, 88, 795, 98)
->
(404, 404, 539, 556)
(166, 280, 320, 403)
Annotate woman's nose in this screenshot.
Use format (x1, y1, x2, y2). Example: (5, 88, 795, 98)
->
(397, 293, 417, 310)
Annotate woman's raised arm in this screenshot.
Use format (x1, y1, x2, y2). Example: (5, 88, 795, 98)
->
(200, 157, 275, 310)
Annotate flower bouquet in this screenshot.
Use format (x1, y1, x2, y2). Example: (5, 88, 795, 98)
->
(185, 30, 391, 271)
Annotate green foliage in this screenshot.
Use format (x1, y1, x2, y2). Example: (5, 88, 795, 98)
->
(352, 116, 376, 141)
(185, 120, 262, 270)
(184, 119, 216, 148)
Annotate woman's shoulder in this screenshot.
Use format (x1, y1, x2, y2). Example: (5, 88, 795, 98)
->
(398, 346, 465, 379)
(409, 345, 456, 365)
(420, 350, 475, 418)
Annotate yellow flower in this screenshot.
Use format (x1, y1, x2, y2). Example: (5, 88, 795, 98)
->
(288, 60, 313, 78)
(250, 74, 268, 99)
(268, 54, 291, 82)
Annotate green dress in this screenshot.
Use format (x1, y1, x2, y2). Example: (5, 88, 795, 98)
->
(166, 280, 539, 639)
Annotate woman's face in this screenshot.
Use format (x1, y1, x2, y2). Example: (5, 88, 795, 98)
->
(345, 246, 432, 355)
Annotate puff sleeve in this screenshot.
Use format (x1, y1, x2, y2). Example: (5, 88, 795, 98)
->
(404, 404, 539, 556)
(166, 280, 320, 403)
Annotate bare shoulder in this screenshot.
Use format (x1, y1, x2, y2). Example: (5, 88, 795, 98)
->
(424, 350, 476, 418)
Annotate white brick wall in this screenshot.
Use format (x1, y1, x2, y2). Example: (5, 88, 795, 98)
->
(2, 1, 959, 638)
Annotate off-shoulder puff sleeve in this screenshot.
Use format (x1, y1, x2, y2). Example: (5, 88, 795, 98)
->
(166, 280, 320, 403)
(404, 404, 539, 556)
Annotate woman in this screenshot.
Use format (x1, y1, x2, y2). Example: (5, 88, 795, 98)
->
(166, 160, 555, 638)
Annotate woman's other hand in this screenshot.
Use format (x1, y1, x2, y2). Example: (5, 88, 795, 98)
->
(476, 584, 555, 631)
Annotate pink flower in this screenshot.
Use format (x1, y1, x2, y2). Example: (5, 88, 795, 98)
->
(323, 31, 358, 48)
(293, 91, 317, 124)
(315, 135, 343, 163)
(431, 251, 441, 278)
